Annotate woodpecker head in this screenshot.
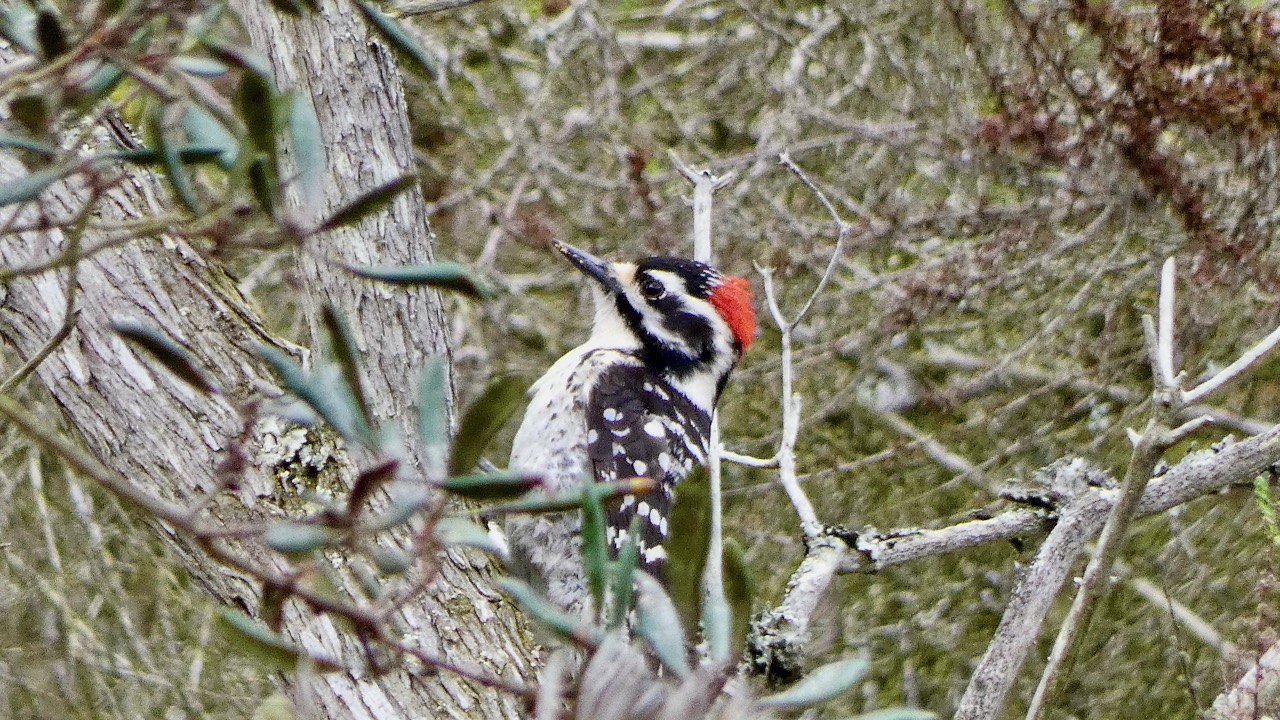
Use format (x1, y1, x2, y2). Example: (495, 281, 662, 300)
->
(552, 240, 755, 407)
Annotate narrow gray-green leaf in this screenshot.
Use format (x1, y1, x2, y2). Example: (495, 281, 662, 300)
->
(10, 93, 46, 136)
(256, 345, 367, 444)
(182, 104, 238, 169)
(348, 458, 399, 513)
(74, 60, 123, 108)
(342, 261, 492, 299)
(723, 537, 754, 659)
(106, 146, 226, 167)
(263, 522, 340, 555)
(482, 478, 657, 516)
(481, 489, 587, 515)
(368, 546, 411, 575)
(449, 375, 525, 476)
(607, 514, 642, 630)
(581, 485, 607, 616)
(217, 608, 340, 672)
(316, 174, 417, 232)
(499, 578, 604, 648)
(852, 709, 937, 720)
(439, 470, 541, 501)
(286, 92, 325, 209)
(202, 38, 272, 84)
(433, 517, 505, 554)
(172, 55, 228, 77)
(0, 1, 38, 53)
(154, 109, 202, 214)
(236, 69, 277, 162)
(0, 133, 54, 157)
(633, 572, 690, 679)
(417, 355, 449, 478)
(366, 484, 431, 533)
(354, 1, 438, 80)
(758, 658, 870, 710)
(247, 156, 277, 212)
(319, 302, 370, 438)
(111, 319, 218, 394)
(0, 164, 70, 207)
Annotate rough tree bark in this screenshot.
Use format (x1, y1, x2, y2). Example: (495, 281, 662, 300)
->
(0, 2, 534, 718)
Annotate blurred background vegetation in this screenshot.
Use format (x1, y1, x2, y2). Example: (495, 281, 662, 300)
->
(5, 0, 1280, 718)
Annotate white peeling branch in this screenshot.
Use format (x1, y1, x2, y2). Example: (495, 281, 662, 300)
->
(777, 152, 851, 329)
(1185, 321, 1280, 405)
(744, 152, 856, 541)
(955, 490, 1106, 720)
(1157, 257, 1178, 389)
(703, 418, 730, 663)
(753, 399, 1280, 699)
(841, 428, 1280, 575)
(670, 153, 734, 663)
(759, 267, 822, 538)
(920, 343, 1272, 435)
(718, 450, 778, 468)
(746, 535, 847, 679)
(1145, 255, 1280, 408)
(669, 151, 734, 265)
(1026, 257, 1193, 719)
(837, 510, 1051, 574)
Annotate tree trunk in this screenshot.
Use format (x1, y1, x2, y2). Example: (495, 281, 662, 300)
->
(0, 2, 534, 717)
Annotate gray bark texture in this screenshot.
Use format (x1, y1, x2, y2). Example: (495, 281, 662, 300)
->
(0, 2, 535, 718)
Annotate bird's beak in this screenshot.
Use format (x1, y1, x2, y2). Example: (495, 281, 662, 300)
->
(552, 240, 626, 297)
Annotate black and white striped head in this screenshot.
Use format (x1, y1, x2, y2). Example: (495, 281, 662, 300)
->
(553, 240, 755, 410)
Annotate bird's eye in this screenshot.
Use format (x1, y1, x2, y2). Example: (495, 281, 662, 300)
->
(639, 278, 666, 301)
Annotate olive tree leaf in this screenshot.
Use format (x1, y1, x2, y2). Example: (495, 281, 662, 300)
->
(448, 375, 525, 476)
(353, 1, 438, 80)
(111, 319, 218, 394)
(315, 174, 417, 232)
(758, 658, 870, 710)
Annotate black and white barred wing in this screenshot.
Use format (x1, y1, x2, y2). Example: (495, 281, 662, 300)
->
(586, 363, 711, 579)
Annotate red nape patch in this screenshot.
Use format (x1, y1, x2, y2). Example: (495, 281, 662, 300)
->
(708, 276, 756, 352)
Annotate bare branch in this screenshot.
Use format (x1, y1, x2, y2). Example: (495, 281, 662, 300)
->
(747, 535, 847, 679)
(838, 510, 1051, 574)
(921, 343, 1273, 435)
(1157, 258, 1178, 389)
(776, 152, 852, 329)
(1025, 420, 1168, 720)
(0, 305, 78, 395)
(758, 266, 822, 538)
(1117, 560, 1243, 663)
(956, 490, 1104, 720)
(946, 426, 1280, 719)
(669, 151, 735, 265)
(718, 450, 778, 468)
(670, 152, 736, 662)
(1185, 321, 1280, 405)
(1169, 414, 1214, 443)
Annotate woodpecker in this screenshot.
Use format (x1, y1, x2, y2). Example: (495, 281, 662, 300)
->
(506, 240, 755, 612)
